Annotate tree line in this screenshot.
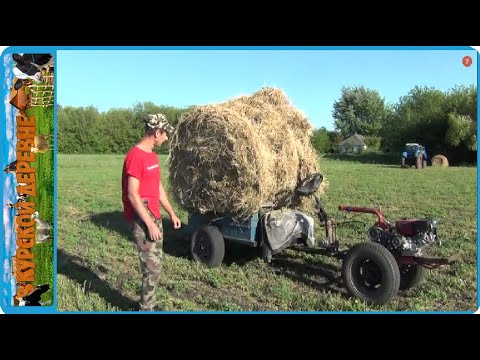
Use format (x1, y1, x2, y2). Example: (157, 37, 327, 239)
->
(312, 84, 477, 165)
(58, 84, 476, 164)
(57, 102, 190, 154)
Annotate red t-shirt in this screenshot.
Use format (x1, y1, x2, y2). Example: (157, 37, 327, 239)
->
(122, 146, 161, 222)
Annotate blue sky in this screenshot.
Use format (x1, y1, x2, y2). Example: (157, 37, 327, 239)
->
(58, 48, 477, 130)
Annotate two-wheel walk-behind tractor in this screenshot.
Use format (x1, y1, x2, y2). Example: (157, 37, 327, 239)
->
(187, 173, 459, 305)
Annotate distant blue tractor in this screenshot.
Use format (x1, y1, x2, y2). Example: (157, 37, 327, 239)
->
(401, 143, 428, 169)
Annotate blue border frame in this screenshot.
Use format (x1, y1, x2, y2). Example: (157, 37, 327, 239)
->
(3, 46, 476, 51)
(0, 45, 478, 315)
(477, 49, 479, 315)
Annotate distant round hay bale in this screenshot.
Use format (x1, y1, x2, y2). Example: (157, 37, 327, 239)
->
(169, 87, 323, 218)
(431, 155, 449, 167)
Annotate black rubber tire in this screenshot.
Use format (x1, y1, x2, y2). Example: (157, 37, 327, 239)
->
(342, 242, 400, 305)
(190, 225, 225, 268)
(416, 155, 422, 169)
(399, 264, 426, 290)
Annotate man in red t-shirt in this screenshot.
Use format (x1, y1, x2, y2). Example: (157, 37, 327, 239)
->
(122, 113, 181, 311)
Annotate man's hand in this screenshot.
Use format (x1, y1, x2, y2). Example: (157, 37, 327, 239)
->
(159, 182, 181, 229)
(170, 214, 181, 229)
(147, 221, 162, 242)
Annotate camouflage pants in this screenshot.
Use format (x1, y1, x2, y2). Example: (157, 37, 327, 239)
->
(131, 207, 163, 311)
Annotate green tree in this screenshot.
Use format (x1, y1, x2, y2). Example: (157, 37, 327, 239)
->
(311, 127, 332, 153)
(58, 102, 190, 154)
(445, 85, 477, 119)
(381, 85, 477, 164)
(57, 106, 101, 153)
(364, 136, 382, 151)
(328, 131, 343, 153)
(444, 85, 477, 152)
(382, 86, 447, 153)
(333, 86, 388, 137)
(445, 114, 477, 151)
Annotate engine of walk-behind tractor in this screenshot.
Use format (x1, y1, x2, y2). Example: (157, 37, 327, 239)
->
(338, 205, 457, 270)
(362, 211, 439, 257)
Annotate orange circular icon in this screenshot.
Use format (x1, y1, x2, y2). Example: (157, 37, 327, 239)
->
(462, 56, 472, 67)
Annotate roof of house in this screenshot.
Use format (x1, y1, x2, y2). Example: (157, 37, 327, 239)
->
(339, 133, 366, 146)
(9, 78, 21, 108)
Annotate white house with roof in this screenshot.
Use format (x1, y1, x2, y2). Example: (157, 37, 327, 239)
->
(338, 133, 367, 154)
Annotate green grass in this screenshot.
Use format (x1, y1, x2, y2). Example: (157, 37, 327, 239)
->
(22, 106, 54, 303)
(56, 154, 477, 312)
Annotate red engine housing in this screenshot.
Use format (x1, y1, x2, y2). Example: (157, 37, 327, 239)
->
(395, 219, 424, 237)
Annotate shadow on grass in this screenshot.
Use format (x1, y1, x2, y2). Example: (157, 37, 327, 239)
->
(86, 211, 131, 239)
(223, 241, 262, 266)
(269, 253, 346, 297)
(323, 153, 399, 165)
(87, 211, 191, 260)
(57, 247, 138, 311)
(87, 211, 272, 267)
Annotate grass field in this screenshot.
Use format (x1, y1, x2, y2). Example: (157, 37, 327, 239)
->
(56, 154, 477, 312)
(24, 106, 54, 304)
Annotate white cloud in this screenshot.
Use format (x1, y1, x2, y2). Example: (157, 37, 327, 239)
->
(4, 54, 15, 145)
(4, 231, 11, 254)
(3, 186, 9, 204)
(4, 54, 13, 83)
(3, 259, 11, 283)
(4, 52, 12, 67)
(5, 175, 12, 190)
(5, 99, 17, 143)
(4, 220, 11, 235)
(3, 203, 12, 253)
(4, 92, 11, 122)
(6, 114, 14, 141)
(11, 279, 17, 298)
(4, 59, 13, 111)
(3, 206, 11, 228)
(8, 145, 15, 162)
(3, 55, 13, 71)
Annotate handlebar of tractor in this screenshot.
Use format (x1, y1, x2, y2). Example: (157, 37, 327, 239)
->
(338, 205, 388, 227)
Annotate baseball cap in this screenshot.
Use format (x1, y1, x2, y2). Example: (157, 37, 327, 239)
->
(143, 113, 174, 134)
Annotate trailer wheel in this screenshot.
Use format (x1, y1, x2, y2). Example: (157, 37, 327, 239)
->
(342, 242, 400, 305)
(191, 225, 225, 268)
(399, 264, 426, 290)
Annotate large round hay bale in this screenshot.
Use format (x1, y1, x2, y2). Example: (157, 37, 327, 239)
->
(431, 155, 449, 167)
(169, 87, 323, 218)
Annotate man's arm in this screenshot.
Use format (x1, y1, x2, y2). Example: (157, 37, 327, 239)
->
(159, 182, 181, 229)
(128, 176, 161, 241)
